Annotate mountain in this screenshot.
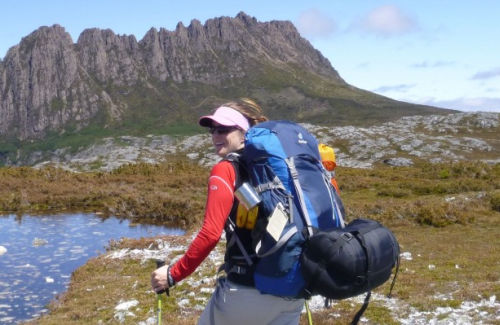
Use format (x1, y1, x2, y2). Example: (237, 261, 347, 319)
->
(0, 12, 452, 164)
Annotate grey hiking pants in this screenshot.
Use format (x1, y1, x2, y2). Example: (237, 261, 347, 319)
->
(198, 277, 304, 325)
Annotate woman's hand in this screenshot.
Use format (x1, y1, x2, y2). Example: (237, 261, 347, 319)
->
(151, 264, 169, 293)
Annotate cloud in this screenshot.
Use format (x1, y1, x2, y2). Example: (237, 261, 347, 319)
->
(373, 83, 415, 93)
(411, 60, 454, 68)
(416, 97, 500, 112)
(471, 67, 500, 80)
(296, 9, 336, 39)
(355, 5, 418, 36)
(356, 62, 370, 69)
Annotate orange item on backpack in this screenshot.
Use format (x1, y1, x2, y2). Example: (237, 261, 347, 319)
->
(318, 144, 340, 193)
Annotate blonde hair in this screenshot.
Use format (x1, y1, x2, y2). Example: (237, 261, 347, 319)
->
(222, 98, 268, 127)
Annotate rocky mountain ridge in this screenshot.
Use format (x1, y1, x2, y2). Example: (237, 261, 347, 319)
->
(0, 11, 447, 149)
(24, 112, 499, 172)
(0, 12, 344, 141)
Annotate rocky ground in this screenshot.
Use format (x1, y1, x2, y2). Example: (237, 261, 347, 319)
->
(30, 112, 499, 172)
(104, 235, 500, 324)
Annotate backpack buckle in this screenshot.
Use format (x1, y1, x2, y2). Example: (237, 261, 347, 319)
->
(341, 232, 354, 241)
(228, 265, 247, 275)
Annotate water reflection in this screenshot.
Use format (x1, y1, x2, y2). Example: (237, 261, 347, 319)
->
(0, 213, 183, 324)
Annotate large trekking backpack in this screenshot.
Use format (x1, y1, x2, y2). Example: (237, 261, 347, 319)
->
(231, 120, 400, 318)
(238, 120, 345, 297)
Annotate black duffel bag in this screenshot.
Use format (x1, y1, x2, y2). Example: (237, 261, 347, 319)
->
(301, 218, 400, 300)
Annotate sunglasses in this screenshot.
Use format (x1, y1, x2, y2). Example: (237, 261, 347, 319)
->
(209, 126, 239, 135)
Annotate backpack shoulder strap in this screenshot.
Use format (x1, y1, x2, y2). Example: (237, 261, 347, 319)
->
(224, 152, 247, 189)
(221, 153, 242, 235)
(222, 152, 254, 266)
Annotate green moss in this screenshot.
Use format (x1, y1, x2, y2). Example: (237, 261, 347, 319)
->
(363, 303, 399, 325)
(50, 97, 65, 112)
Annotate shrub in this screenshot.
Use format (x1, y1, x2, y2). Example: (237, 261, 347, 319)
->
(377, 188, 411, 198)
(409, 200, 474, 227)
(439, 169, 450, 179)
(490, 191, 500, 212)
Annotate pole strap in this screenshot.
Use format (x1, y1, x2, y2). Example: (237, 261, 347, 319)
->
(305, 300, 313, 325)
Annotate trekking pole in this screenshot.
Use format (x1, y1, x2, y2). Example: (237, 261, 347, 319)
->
(155, 260, 168, 325)
(304, 300, 313, 325)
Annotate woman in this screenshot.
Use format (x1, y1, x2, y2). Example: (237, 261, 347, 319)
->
(151, 98, 304, 324)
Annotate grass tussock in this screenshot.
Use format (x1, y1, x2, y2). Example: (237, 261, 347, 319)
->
(489, 190, 500, 212)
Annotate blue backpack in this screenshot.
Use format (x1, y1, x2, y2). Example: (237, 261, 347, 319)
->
(238, 120, 345, 298)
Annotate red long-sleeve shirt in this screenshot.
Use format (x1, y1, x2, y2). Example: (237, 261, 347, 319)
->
(169, 160, 236, 283)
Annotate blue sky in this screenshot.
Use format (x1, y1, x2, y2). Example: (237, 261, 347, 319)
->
(1, 1, 499, 112)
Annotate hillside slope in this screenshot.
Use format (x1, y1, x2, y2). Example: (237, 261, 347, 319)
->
(4, 112, 493, 169)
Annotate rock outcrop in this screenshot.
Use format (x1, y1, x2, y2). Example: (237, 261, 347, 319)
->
(0, 12, 346, 140)
(28, 112, 500, 171)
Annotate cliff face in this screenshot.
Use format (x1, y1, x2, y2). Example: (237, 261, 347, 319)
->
(0, 25, 93, 140)
(0, 12, 344, 140)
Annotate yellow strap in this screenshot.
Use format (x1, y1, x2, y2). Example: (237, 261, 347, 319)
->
(305, 300, 313, 325)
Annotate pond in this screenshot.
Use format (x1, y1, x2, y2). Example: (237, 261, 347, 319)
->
(0, 213, 183, 324)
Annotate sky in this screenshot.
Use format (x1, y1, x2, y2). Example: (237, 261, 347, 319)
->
(1, 1, 499, 112)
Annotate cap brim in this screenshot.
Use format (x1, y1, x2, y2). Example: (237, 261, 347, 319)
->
(198, 116, 215, 127)
(198, 115, 238, 128)
(198, 106, 250, 131)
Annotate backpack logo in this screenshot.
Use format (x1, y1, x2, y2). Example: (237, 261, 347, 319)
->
(297, 132, 308, 144)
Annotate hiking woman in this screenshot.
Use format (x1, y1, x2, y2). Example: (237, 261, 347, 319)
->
(151, 98, 305, 324)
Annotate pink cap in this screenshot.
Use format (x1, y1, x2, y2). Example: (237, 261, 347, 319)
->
(199, 106, 250, 131)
